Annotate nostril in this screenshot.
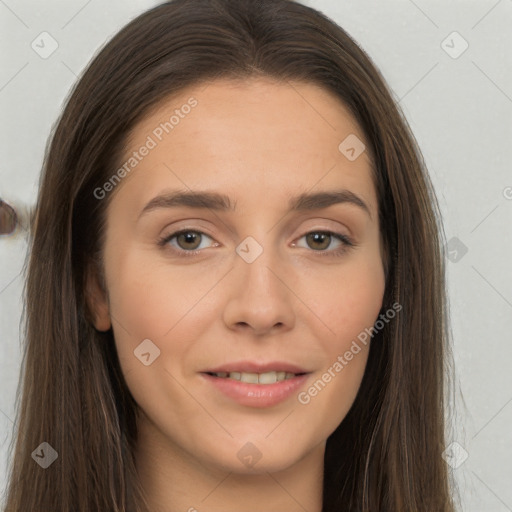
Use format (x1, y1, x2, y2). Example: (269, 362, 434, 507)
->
(0, 199, 18, 235)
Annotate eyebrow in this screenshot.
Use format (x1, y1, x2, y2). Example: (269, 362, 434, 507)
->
(138, 189, 372, 220)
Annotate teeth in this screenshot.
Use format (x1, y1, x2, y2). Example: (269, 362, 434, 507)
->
(211, 371, 299, 384)
(258, 371, 277, 384)
(240, 372, 259, 384)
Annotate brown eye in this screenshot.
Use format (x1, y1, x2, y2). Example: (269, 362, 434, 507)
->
(176, 231, 202, 250)
(293, 230, 354, 257)
(158, 229, 218, 255)
(305, 232, 332, 251)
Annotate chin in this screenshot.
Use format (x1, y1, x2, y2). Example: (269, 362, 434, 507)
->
(217, 453, 303, 475)
(198, 437, 314, 476)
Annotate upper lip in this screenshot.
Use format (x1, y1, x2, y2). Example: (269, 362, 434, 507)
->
(202, 361, 310, 374)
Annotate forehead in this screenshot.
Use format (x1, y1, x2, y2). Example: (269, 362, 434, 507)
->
(114, 76, 377, 215)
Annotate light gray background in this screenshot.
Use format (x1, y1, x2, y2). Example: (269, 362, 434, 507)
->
(1, 1, 511, 510)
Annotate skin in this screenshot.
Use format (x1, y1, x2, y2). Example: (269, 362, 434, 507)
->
(87, 77, 386, 512)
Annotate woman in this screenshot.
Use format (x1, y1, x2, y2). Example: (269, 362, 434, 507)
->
(3, 0, 455, 510)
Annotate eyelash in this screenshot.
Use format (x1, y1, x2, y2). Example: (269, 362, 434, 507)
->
(156, 229, 356, 258)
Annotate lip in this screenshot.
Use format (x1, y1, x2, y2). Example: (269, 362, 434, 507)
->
(200, 372, 310, 408)
(202, 360, 309, 374)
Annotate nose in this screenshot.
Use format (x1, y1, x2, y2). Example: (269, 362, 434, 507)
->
(222, 241, 296, 337)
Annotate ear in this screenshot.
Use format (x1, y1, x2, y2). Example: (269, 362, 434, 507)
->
(85, 263, 112, 332)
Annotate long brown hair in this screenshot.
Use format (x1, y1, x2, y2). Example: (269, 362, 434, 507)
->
(2, 0, 455, 510)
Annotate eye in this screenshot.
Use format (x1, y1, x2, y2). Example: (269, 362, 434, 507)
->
(157, 229, 218, 254)
(293, 231, 355, 256)
(157, 229, 356, 258)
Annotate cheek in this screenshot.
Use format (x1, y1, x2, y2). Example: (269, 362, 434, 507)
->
(295, 254, 384, 409)
(104, 246, 223, 399)
(105, 260, 198, 429)
(105, 243, 218, 340)
(296, 283, 382, 433)
(301, 253, 385, 349)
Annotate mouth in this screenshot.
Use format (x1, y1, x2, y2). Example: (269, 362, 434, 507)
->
(199, 362, 311, 408)
(203, 370, 307, 384)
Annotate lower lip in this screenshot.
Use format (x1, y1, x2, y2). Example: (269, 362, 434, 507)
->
(200, 373, 310, 408)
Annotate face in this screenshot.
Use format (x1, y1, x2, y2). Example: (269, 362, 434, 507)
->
(89, 77, 386, 475)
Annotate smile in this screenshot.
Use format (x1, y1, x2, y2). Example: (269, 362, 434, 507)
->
(201, 372, 310, 408)
(205, 371, 304, 384)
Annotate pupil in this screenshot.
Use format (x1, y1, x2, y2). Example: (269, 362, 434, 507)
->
(179, 232, 200, 249)
(307, 232, 330, 250)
